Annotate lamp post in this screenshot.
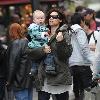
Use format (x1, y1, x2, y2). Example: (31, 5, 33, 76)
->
(30, 0, 40, 13)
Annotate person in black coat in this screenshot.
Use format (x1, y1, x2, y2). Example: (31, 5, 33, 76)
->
(6, 23, 33, 100)
(0, 37, 7, 100)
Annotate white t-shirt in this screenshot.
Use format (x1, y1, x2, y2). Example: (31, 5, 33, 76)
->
(89, 31, 99, 45)
(93, 30, 100, 76)
(89, 31, 100, 73)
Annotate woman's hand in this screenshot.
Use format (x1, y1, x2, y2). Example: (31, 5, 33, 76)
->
(56, 32, 64, 42)
(43, 45, 51, 54)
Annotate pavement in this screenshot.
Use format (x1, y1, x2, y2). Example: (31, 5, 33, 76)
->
(33, 88, 75, 100)
(33, 87, 100, 100)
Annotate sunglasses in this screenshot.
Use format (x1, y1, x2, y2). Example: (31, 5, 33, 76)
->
(49, 15, 60, 19)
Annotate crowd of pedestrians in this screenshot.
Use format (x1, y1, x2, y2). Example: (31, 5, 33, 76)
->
(0, 5, 100, 100)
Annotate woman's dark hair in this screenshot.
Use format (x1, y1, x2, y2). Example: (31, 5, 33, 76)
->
(85, 8, 96, 20)
(71, 13, 84, 25)
(46, 8, 67, 28)
(75, 6, 85, 13)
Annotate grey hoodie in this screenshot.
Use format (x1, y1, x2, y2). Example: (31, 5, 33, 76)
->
(69, 24, 94, 67)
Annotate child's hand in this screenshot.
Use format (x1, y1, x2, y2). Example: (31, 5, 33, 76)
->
(41, 32, 49, 38)
(44, 32, 49, 37)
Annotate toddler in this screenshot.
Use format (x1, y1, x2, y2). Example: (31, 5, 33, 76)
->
(28, 10, 54, 76)
(28, 10, 49, 48)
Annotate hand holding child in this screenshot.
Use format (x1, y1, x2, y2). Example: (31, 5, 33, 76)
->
(43, 45, 51, 53)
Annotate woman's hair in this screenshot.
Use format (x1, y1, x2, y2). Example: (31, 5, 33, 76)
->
(71, 13, 84, 25)
(10, 14, 21, 24)
(75, 6, 85, 13)
(46, 8, 67, 27)
(9, 23, 25, 40)
(85, 8, 96, 20)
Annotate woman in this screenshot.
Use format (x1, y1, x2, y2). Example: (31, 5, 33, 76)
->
(69, 13, 94, 100)
(84, 22, 99, 73)
(84, 8, 96, 31)
(28, 8, 73, 100)
(6, 23, 33, 100)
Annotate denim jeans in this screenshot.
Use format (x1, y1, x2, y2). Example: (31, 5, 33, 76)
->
(14, 89, 33, 100)
(44, 54, 54, 66)
(44, 54, 57, 75)
(30, 61, 39, 75)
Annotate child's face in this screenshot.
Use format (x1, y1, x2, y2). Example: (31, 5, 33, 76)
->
(33, 12, 45, 25)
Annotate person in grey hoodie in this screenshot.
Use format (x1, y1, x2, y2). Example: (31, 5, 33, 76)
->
(69, 13, 94, 100)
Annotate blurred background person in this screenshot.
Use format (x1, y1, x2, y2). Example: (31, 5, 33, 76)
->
(0, 16, 7, 78)
(93, 28, 100, 82)
(69, 13, 94, 100)
(84, 21, 100, 73)
(0, 35, 7, 100)
(84, 8, 97, 31)
(6, 14, 21, 45)
(75, 6, 86, 14)
(0, 16, 6, 35)
(84, 22, 98, 52)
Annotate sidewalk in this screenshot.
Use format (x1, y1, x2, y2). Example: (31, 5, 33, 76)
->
(33, 88, 75, 100)
(33, 88, 98, 100)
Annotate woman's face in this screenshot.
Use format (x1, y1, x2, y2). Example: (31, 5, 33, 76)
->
(48, 11, 62, 27)
(84, 13, 93, 21)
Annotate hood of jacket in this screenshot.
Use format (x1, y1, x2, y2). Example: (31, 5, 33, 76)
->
(71, 24, 82, 31)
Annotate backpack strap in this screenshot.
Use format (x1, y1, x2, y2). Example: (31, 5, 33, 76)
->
(92, 32, 97, 44)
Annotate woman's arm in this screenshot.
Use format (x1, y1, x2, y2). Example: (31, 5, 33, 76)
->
(56, 32, 72, 61)
(26, 46, 46, 60)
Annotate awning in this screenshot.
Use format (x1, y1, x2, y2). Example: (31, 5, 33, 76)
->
(40, 0, 64, 2)
(0, 0, 30, 5)
(0, 0, 61, 5)
(40, 0, 63, 2)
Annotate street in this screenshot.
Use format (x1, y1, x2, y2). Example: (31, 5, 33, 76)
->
(32, 87, 100, 100)
(33, 88, 75, 100)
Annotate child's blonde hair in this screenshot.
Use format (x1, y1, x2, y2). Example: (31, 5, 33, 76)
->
(33, 10, 45, 19)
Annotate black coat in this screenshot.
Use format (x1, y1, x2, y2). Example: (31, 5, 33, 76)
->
(0, 40, 7, 79)
(7, 38, 32, 90)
